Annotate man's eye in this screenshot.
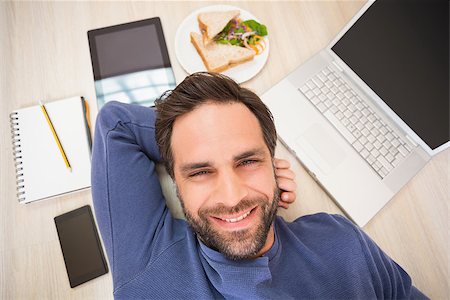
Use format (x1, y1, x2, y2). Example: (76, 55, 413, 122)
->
(240, 159, 258, 166)
(190, 170, 209, 177)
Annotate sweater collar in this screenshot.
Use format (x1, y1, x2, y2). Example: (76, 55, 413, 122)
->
(196, 220, 282, 298)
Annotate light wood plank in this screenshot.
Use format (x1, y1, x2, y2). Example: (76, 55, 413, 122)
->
(1, 1, 447, 298)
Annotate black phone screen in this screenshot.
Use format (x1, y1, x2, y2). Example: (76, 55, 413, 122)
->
(54, 205, 108, 288)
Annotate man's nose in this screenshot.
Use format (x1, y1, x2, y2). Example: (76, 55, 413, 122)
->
(215, 169, 248, 207)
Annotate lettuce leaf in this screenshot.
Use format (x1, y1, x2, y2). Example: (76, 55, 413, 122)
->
(241, 20, 268, 36)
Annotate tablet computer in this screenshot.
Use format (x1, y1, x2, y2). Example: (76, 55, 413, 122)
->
(54, 205, 108, 288)
(88, 17, 176, 108)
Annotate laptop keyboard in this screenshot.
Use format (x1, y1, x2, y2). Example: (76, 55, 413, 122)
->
(299, 66, 413, 178)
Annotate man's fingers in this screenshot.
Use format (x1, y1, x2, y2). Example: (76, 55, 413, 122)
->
(275, 168, 296, 180)
(278, 201, 289, 209)
(281, 191, 296, 203)
(274, 158, 290, 169)
(275, 158, 297, 209)
(277, 177, 297, 192)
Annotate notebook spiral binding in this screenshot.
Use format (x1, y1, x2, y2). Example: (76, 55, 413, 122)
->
(10, 112, 26, 202)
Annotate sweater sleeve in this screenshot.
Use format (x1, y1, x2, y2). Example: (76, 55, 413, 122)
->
(334, 215, 429, 299)
(91, 101, 169, 289)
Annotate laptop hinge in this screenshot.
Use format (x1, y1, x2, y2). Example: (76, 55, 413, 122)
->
(332, 60, 344, 72)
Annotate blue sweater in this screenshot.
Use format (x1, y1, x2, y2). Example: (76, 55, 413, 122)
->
(91, 101, 427, 299)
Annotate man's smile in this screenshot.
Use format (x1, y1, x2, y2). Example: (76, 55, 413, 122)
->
(209, 206, 259, 231)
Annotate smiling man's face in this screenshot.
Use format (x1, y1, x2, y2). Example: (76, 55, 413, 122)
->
(171, 101, 279, 260)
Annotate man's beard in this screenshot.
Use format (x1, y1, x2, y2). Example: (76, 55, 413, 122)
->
(177, 187, 280, 261)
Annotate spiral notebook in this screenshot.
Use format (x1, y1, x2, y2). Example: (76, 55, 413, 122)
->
(10, 96, 92, 204)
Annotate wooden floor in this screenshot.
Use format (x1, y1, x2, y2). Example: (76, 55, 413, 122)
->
(0, 1, 448, 298)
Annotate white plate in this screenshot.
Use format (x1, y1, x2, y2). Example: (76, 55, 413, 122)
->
(174, 4, 270, 83)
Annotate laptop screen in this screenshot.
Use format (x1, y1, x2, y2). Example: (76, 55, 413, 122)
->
(331, 0, 449, 150)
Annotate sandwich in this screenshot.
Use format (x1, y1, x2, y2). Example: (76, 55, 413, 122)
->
(191, 10, 268, 73)
(198, 10, 240, 45)
(190, 32, 255, 73)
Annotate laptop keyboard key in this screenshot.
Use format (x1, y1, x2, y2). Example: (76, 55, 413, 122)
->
(330, 106, 339, 114)
(392, 156, 403, 167)
(312, 78, 323, 88)
(379, 127, 388, 135)
(367, 135, 376, 144)
(371, 148, 380, 158)
(306, 80, 316, 89)
(378, 156, 393, 171)
(372, 128, 380, 137)
(344, 110, 352, 118)
(324, 111, 356, 144)
(306, 90, 314, 98)
(347, 124, 356, 132)
(353, 141, 364, 152)
(398, 145, 409, 157)
(391, 139, 400, 147)
(389, 147, 399, 156)
(380, 147, 388, 156)
(361, 128, 370, 137)
(362, 108, 371, 116)
(355, 122, 364, 131)
(373, 140, 382, 149)
(383, 141, 392, 150)
(379, 168, 388, 177)
(311, 97, 320, 105)
(361, 148, 370, 158)
(377, 135, 386, 143)
(317, 103, 327, 112)
(318, 73, 327, 82)
(386, 153, 395, 162)
(300, 85, 309, 94)
(374, 161, 382, 171)
(360, 135, 368, 145)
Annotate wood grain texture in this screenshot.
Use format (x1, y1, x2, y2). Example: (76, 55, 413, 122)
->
(0, 1, 448, 298)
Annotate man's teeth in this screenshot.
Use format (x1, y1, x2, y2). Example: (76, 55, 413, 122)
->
(221, 210, 251, 223)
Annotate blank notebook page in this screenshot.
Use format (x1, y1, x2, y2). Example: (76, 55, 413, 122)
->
(13, 97, 91, 203)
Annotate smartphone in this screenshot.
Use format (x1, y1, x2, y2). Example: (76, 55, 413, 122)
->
(54, 205, 108, 288)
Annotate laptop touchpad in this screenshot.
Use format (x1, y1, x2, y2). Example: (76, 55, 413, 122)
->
(296, 124, 346, 174)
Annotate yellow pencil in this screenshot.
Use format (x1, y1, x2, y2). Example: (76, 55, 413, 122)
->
(39, 100, 72, 172)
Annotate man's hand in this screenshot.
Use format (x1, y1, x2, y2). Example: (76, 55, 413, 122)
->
(274, 158, 297, 209)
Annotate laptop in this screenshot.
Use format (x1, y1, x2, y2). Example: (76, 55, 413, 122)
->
(261, 0, 449, 226)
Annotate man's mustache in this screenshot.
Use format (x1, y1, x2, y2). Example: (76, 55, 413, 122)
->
(199, 197, 267, 218)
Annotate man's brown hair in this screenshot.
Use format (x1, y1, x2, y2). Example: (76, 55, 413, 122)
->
(155, 72, 277, 178)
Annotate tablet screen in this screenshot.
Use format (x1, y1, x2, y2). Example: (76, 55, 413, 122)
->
(88, 17, 176, 108)
(54, 205, 108, 288)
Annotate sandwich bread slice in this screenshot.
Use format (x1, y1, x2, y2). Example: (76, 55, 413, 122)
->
(198, 10, 240, 44)
(190, 32, 255, 73)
